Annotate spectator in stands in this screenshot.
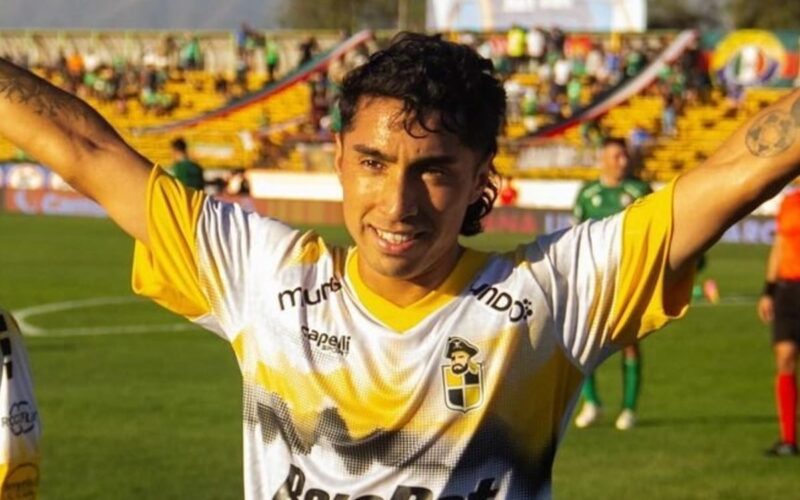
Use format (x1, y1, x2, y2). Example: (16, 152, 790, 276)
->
(661, 92, 678, 137)
(236, 23, 258, 67)
(551, 53, 572, 102)
(213, 73, 229, 98)
(179, 34, 202, 70)
(624, 39, 647, 79)
(506, 25, 527, 73)
(234, 57, 249, 93)
(522, 87, 539, 133)
(264, 37, 280, 83)
(680, 38, 707, 103)
(65, 50, 84, 91)
(83, 49, 101, 76)
(297, 36, 319, 69)
(580, 119, 605, 147)
(584, 42, 604, 81)
(526, 27, 546, 66)
(566, 76, 582, 115)
(168, 137, 204, 190)
(548, 26, 565, 56)
(308, 71, 330, 133)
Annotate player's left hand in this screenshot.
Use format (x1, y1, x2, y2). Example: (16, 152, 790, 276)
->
(757, 295, 774, 324)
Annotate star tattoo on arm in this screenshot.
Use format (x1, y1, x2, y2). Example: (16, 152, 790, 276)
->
(745, 95, 800, 158)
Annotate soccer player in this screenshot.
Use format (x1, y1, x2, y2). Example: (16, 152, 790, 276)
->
(168, 136, 204, 190)
(572, 137, 651, 431)
(2, 32, 800, 498)
(758, 188, 800, 457)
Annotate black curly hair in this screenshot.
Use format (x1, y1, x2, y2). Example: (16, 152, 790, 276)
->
(338, 32, 507, 236)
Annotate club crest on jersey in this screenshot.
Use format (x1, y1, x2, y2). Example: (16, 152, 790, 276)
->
(441, 337, 484, 413)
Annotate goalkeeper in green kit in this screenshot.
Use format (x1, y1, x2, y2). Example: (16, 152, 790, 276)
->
(573, 137, 651, 430)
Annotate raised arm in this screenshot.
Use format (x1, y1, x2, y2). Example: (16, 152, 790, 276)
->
(669, 89, 800, 278)
(0, 58, 152, 244)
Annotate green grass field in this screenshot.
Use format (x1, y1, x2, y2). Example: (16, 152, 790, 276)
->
(0, 212, 795, 499)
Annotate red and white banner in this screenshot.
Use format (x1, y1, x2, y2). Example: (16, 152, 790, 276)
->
(3, 189, 106, 217)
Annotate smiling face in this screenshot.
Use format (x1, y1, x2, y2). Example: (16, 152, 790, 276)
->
(335, 97, 489, 301)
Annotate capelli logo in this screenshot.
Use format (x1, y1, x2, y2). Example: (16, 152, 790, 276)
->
(301, 325, 351, 356)
(278, 276, 342, 311)
(470, 283, 533, 323)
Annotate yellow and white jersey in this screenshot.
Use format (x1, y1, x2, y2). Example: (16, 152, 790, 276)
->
(132, 167, 693, 499)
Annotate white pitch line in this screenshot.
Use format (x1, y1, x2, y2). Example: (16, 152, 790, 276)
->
(12, 296, 196, 337)
(690, 295, 757, 307)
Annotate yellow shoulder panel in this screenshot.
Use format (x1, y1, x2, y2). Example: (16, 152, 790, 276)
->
(131, 166, 210, 319)
(612, 178, 695, 344)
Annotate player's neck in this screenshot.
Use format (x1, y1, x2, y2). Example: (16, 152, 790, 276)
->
(356, 246, 465, 307)
(599, 173, 624, 187)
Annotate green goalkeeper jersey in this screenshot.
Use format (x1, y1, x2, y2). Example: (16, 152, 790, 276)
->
(574, 178, 652, 222)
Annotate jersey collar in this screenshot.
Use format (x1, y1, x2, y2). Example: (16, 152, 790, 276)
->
(345, 247, 489, 333)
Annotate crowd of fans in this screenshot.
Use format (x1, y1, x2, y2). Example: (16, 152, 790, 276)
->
(1, 26, 717, 176)
(450, 27, 711, 146)
(2, 33, 203, 117)
(1, 26, 712, 138)
(0, 26, 330, 120)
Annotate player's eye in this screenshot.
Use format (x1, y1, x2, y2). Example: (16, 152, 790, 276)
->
(360, 158, 383, 171)
(422, 166, 454, 184)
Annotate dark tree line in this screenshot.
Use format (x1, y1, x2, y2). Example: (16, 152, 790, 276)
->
(279, 0, 426, 32)
(278, 0, 799, 32)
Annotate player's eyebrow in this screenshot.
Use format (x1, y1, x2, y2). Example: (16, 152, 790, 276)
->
(409, 155, 459, 170)
(353, 144, 397, 163)
(352, 144, 458, 168)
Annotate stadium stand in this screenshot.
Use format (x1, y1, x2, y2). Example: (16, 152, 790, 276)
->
(0, 28, 794, 182)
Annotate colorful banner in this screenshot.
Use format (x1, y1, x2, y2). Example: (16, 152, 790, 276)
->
(3, 189, 106, 217)
(703, 30, 800, 88)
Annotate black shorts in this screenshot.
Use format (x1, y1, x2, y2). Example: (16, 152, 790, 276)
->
(773, 281, 800, 344)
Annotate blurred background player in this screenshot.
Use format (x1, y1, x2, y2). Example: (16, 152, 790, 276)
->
(573, 137, 651, 430)
(757, 187, 800, 457)
(168, 137, 204, 190)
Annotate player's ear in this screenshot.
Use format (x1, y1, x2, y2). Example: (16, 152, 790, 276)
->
(470, 153, 493, 204)
(334, 133, 344, 178)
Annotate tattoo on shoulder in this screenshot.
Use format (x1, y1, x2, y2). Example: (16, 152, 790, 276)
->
(745, 109, 796, 157)
(0, 62, 92, 122)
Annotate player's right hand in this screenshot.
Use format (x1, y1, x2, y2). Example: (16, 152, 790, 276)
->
(757, 295, 774, 324)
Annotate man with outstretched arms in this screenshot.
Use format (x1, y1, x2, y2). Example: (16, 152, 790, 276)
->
(2, 33, 800, 499)
(572, 137, 652, 431)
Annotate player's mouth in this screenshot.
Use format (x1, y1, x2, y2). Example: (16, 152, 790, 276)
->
(370, 226, 421, 255)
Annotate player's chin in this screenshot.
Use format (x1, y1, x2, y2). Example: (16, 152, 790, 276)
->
(372, 253, 427, 279)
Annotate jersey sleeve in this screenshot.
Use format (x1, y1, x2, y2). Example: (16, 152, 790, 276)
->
(131, 166, 296, 341)
(528, 179, 694, 372)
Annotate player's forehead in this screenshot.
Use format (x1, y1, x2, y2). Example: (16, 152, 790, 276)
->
(342, 96, 469, 157)
(603, 143, 626, 156)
